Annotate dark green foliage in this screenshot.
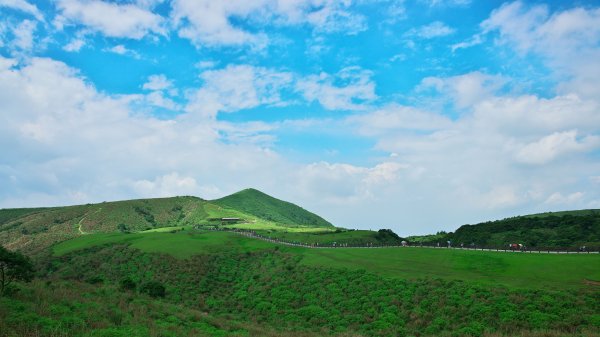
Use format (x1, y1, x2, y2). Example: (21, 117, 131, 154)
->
(0, 280, 268, 337)
(139, 280, 165, 298)
(117, 223, 129, 233)
(414, 211, 600, 249)
(119, 277, 136, 291)
(38, 244, 600, 336)
(376, 229, 404, 244)
(85, 276, 104, 284)
(0, 208, 46, 226)
(213, 188, 333, 228)
(0, 245, 34, 296)
(134, 206, 158, 227)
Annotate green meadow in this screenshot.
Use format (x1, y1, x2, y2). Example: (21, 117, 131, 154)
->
(53, 230, 276, 259)
(52, 230, 600, 290)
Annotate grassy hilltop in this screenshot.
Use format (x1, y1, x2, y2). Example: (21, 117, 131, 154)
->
(0, 189, 333, 254)
(1, 192, 599, 336)
(213, 188, 333, 228)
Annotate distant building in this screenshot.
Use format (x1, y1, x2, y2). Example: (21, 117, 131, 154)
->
(208, 217, 242, 225)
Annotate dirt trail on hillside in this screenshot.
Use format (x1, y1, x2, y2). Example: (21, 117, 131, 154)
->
(77, 207, 102, 234)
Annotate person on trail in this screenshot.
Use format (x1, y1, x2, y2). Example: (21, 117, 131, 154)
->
(437, 242, 440, 247)
(460, 243, 464, 248)
(447, 240, 451, 248)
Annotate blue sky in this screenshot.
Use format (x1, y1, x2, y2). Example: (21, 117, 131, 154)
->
(1, 0, 600, 235)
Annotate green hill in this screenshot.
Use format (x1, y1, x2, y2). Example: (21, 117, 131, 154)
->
(410, 209, 600, 249)
(0, 189, 334, 254)
(212, 188, 333, 228)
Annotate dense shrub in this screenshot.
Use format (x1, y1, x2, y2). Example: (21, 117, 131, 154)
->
(139, 280, 165, 298)
(37, 245, 600, 336)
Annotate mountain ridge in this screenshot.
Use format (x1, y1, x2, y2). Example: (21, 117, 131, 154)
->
(0, 189, 334, 253)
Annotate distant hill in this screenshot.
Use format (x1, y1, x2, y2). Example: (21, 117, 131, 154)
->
(212, 188, 333, 228)
(0, 189, 333, 253)
(410, 209, 600, 249)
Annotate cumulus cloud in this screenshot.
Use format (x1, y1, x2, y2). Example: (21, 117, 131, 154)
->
(418, 71, 506, 109)
(170, 0, 366, 48)
(10, 19, 36, 51)
(63, 38, 85, 52)
(186, 64, 293, 118)
(130, 172, 198, 197)
(349, 104, 452, 135)
(0, 56, 289, 209)
(514, 130, 599, 165)
(481, 1, 600, 97)
(293, 161, 405, 204)
(296, 66, 376, 110)
(56, 0, 166, 39)
(0, 0, 43, 21)
(106, 44, 141, 58)
(143, 74, 173, 91)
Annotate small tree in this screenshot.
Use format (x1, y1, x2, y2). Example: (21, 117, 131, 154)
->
(0, 245, 34, 296)
(119, 277, 137, 291)
(139, 281, 165, 298)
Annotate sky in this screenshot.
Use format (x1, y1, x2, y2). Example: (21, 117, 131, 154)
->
(1, 0, 600, 236)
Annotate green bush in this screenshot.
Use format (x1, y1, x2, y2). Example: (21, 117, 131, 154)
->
(139, 280, 165, 298)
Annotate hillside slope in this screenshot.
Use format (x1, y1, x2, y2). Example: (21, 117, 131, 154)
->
(212, 188, 333, 228)
(0, 189, 334, 253)
(0, 196, 213, 253)
(411, 209, 600, 249)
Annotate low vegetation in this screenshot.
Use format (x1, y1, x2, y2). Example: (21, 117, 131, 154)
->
(12, 241, 597, 337)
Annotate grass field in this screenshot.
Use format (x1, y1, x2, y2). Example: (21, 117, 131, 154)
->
(259, 229, 382, 244)
(53, 230, 276, 258)
(222, 223, 335, 232)
(299, 246, 600, 290)
(52, 230, 600, 290)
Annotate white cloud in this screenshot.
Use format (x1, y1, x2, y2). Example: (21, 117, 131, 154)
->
(0, 56, 290, 210)
(63, 38, 85, 52)
(294, 161, 404, 204)
(131, 172, 198, 197)
(57, 0, 165, 39)
(545, 192, 584, 205)
(418, 71, 506, 109)
(296, 66, 377, 110)
(349, 104, 452, 135)
(514, 130, 600, 165)
(451, 33, 483, 52)
(170, 0, 366, 48)
(186, 64, 293, 118)
(143, 74, 173, 91)
(106, 44, 141, 58)
(480, 186, 522, 209)
(195, 60, 218, 70)
(422, 0, 470, 7)
(10, 19, 36, 51)
(0, 0, 43, 21)
(405, 21, 455, 39)
(481, 1, 600, 97)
